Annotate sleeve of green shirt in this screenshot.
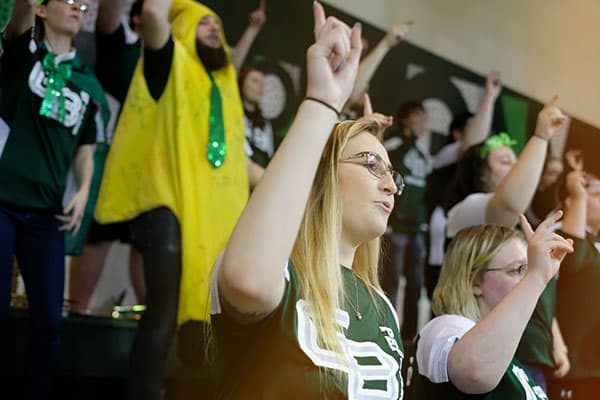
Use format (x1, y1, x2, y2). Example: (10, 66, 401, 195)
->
(77, 103, 99, 146)
(557, 230, 595, 272)
(1, 28, 34, 82)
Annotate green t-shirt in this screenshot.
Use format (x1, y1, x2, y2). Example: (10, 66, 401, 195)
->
(556, 231, 600, 379)
(408, 314, 548, 399)
(387, 135, 429, 234)
(411, 359, 549, 399)
(211, 263, 405, 399)
(515, 277, 556, 369)
(0, 31, 98, 211)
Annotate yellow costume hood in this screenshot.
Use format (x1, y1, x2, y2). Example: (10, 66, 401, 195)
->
(95, 0, 248, 323)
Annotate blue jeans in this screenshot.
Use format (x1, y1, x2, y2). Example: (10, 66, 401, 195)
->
(381, 232, 426, 341)
(0, 205, 65, 399)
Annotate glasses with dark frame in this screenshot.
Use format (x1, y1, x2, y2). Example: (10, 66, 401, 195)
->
(484, 264, 528, 277)
(340, 151, 405, 196)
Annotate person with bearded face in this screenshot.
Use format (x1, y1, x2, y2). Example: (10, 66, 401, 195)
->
(94, 0, 249, 398)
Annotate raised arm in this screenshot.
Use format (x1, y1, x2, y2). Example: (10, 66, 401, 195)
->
(348, 21, 412, 103)
(561, 169, 588, 239)
(3, 0, 34, 41)
(486, 97, 567, 227)
(448, 213, 573, 394)
(96, 0, 127, 35)
(141, 0, 172, 49)
(230, 0, 266, 72)
(218, 2, 362, 320)
(459, 71, 502, 154)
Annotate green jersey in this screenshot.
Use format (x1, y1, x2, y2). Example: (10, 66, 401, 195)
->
(211, 263, 404, 399)
(516, 278, 556, 369)
(410, 314, 548, 399)
(386, 135, 429, 234)
(411, 358, 549, 399)
(556, 231, 600, 379)
(0, 31, 102, 211)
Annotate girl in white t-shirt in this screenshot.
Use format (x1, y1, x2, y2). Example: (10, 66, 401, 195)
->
(413, 215, 573, 399)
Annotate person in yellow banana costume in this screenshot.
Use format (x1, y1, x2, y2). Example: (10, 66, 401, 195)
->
(95, 0, 248, 397)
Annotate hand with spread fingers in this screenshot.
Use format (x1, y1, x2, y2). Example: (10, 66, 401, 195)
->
(56, 190, 88, 236)
(306, 1, 362, 113)
(519, 212, 574, 285)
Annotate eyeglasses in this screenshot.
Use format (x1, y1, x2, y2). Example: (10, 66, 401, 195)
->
(340, 151, 405, 196)
(55, 0, 89, 13)
(484, 264, 528, 277)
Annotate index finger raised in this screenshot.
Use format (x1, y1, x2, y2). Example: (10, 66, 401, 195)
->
(313, 1, 326, 38)
(519, 214, 534, 240)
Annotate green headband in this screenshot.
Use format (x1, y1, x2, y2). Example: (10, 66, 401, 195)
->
(35, 0, 45, 5)
(480, 132, 516, 159)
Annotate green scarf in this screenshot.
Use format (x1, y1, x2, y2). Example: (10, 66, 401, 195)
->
(38, 43, 110, 135)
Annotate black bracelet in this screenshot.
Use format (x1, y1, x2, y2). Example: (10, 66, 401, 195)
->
(304, 97, 341, 119)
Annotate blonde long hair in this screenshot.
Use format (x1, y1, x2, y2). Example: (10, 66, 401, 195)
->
(290, 117, 385, 358)
(432, 225, 520, 321)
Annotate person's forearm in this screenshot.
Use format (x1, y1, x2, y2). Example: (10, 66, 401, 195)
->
(231, 25, 261, 72)
(96, 0, 127, 34)
(487, 137, 548, 227)
(448, 273, 547, 394)
(74, 145, 94, 194)
(220, 101, 337, 315)
(460, 94, 495, 153)
(4, 0, 34, 41)
(349, 38, 389, 103)
(141, 0, 172, 49)
(246, 158, 265, 189)
(549, 118, 570, 159)
(561, 195, 587, 239)
(552, 317, 567, 352)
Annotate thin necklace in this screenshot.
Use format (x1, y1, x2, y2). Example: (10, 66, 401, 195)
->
(347, 275, 362, 321)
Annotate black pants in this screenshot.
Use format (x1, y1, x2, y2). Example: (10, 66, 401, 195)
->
(127, 207, 182, 400)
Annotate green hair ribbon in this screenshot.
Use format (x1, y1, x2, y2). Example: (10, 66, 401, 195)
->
(480, 132, 516, 159)
(39, 52, 72, 124)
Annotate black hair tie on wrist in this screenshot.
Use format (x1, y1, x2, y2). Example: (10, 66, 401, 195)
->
(304, 97, 341, 119)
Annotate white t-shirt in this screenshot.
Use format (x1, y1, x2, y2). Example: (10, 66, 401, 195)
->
(446, 192, 494, 238)
(416, 314, 476, 383)
(428, 206, 447, 266)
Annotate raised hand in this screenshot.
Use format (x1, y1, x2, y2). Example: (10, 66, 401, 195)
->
(306, 1, 362, 112)
(384, 20, 413, 48)
(362, 93, 393, 139)
(519, 212, 574, 285)
(565, 169, 587, 199)
(565, 148, 584, 171)
(534, 96, 568, 141)
(485, 71, 502, 99)
(249, 0, 266, 28)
